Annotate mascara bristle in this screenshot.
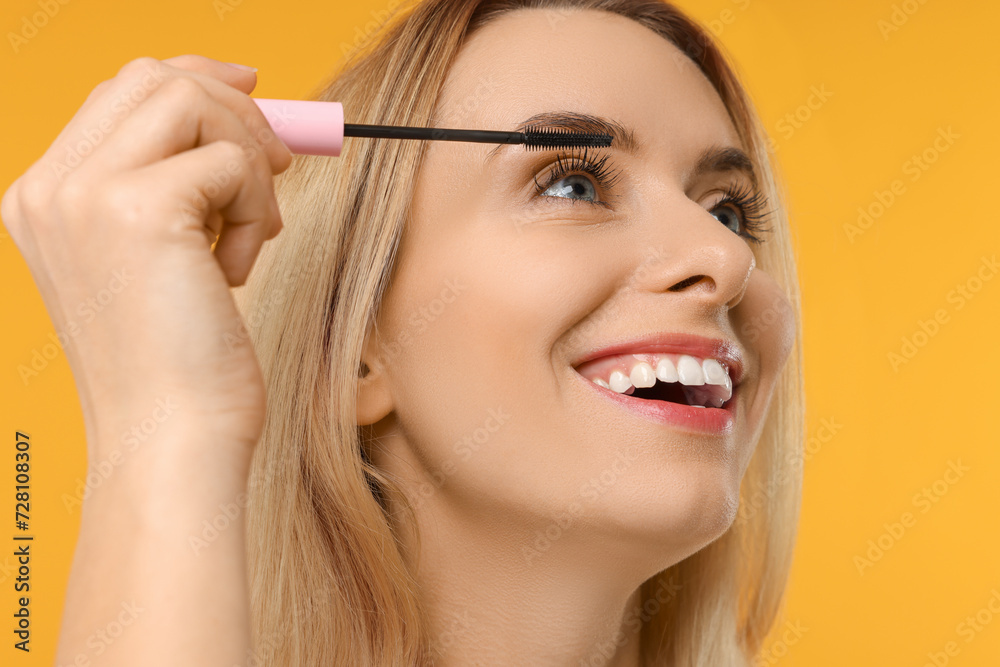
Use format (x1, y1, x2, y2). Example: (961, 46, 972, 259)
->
(522, 125, 613, 151)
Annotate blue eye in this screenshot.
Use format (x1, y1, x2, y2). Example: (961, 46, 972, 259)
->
(534, 147, 622, 209)
(541, 174, 598, 202)
(532, 153, 773, 245)
(708, 182, 774, 245)
(710, 204, 742, 234)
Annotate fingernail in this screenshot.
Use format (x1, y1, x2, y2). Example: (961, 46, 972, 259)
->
(224, 62, 258, 72)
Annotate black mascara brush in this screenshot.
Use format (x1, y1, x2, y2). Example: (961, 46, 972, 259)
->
(252, 99, 612, 156)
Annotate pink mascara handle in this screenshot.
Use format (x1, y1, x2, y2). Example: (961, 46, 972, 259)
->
(252, 99, 344, 157)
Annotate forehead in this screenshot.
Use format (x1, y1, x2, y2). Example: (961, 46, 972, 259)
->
(434, 7, 742, 159)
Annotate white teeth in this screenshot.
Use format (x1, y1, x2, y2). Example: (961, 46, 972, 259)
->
(629, 362, 656, 388)
(702, 359, 728, 386)
(675, 355, 705, 385)
(655, 357, 679, 383)
(608, 370, 632, 394)
(588, 353, 734, 406)
(702, 358, 733, 399)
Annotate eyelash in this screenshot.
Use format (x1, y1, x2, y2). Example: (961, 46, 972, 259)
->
(533, 149, 774, 245)
(533, 147, 623, 209)
(710, 180, 774, 245)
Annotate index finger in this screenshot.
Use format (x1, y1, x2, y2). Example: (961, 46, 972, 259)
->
(39, 57, 291, 183)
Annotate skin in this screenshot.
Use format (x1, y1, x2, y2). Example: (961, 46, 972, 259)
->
(4, 56, 289, 665)
(358, 8, 794, 667)
(2, 7, 794, 666)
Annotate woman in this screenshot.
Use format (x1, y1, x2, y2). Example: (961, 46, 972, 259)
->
(3, 0, 804, 664)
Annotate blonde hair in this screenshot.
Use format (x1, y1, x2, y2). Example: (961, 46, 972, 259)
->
(235, 1, 805, 664)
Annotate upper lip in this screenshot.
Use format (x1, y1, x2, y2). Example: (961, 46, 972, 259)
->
(572, 332, 745, 386)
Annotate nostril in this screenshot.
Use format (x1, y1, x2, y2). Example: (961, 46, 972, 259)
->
(668, 275, 706, 291)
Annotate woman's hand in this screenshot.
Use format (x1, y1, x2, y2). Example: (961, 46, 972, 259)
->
(3, 54, 291, 452)
(1, 55, 292, 666)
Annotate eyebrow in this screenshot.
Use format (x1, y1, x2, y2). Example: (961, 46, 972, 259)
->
(691, 144, 758, 189)
(484, 111, 759, 188)
(485, 111, 639, 161)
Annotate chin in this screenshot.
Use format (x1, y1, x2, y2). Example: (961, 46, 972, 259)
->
(595, 466, 742, 560)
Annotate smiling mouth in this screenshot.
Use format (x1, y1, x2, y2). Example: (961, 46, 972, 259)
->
(574, 352, 735, 409)
(623, 380, 730, 409)
(584, 375, 734, 411)
(572, 363, 740, 434)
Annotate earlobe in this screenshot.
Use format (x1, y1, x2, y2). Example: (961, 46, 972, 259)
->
(356, 339, 394, 427)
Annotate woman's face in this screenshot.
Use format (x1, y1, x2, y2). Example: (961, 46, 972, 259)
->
(361, 8, 795, 566)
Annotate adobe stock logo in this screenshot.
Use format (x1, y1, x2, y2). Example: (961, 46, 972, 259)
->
(7, 0, 73, 54)
(853, 459, 969, 576)
(844, 126, 959, 244)
(887, 255, 997, 372)
(877, 0, 932, 40)
(921, 589, 1000, 667)
(18, 267, 135, 386)
(774, 85, 834, 143)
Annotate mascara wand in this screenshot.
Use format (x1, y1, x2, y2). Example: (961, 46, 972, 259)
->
(253, 99, 612, 156)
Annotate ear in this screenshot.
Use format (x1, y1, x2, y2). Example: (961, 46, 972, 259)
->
(356, 326, 394, 426)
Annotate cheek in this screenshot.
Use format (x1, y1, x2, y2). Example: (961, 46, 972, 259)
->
(735, 267, 794, 348)
(727, 271, 796, 478)
(373, 207, 628, 507)
(731, 270, 796, 403)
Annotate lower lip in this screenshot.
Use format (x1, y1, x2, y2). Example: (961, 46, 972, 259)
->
(576, 372, 738, 434)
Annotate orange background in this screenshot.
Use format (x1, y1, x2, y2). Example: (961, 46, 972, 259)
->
(1, 1, 998, 665)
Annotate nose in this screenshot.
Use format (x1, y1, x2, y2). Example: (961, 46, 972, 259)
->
(630, 197, 756, 311)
